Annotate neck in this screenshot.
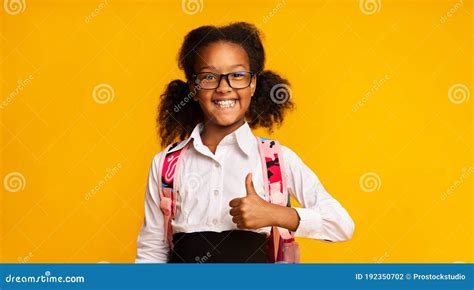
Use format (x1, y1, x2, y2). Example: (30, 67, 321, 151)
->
(201, 119, 245, 148)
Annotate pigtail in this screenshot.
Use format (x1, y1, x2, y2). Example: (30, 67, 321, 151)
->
(246, 70, 295, 132)
(157, 79, 203, 148)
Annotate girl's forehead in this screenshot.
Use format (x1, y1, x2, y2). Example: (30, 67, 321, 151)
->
(195, 42, 250, 72)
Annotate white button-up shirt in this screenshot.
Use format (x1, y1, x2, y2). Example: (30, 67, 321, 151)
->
(136, 122, 355, 263)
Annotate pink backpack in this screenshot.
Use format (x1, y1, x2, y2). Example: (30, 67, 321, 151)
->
(156, 136, 300, 263)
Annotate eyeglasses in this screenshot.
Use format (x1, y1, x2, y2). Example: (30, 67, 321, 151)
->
(192, 71, 255, 90)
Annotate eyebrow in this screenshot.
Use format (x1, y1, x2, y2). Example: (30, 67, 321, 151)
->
(198, 64, 248, 71)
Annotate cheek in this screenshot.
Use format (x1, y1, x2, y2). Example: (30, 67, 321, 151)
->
(238, 92, 253, 110)
(196, 90, 213, 103)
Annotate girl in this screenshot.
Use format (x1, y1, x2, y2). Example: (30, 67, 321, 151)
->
(136, 22, 354, 263)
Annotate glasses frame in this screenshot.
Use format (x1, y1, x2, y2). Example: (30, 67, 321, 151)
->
(192, 71, 255, 90)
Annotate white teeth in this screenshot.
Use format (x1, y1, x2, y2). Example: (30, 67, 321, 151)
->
(213, 99, 236, 108)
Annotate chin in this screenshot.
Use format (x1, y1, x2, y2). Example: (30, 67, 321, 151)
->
(210, 114, 244, 127)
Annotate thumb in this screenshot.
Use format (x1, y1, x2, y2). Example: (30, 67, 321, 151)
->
(245, 173, 257, 196)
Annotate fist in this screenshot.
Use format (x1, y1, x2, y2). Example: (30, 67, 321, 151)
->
(228, 173, 274, 229)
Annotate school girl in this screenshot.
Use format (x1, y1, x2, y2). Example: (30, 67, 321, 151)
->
(136, 22, 354, 263)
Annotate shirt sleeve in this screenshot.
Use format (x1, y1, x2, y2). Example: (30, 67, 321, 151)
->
(281, 145, 355, 242)
(135, 152, 170, 263)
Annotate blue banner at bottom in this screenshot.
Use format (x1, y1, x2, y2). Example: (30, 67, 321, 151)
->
(1, 264, 472, 290)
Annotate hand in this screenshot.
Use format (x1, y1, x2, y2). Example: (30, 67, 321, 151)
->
(229, 173, 301, 231)
(229, 173, 276, 229)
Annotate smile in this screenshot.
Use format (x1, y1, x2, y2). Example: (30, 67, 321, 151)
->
(212, 99, 238, 109)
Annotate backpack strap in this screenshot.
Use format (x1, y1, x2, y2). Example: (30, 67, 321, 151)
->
(157, 141, 190, 250)
(256, 136, 294, 262)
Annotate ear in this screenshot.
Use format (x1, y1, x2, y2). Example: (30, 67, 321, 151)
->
(250, 75, 257, 97)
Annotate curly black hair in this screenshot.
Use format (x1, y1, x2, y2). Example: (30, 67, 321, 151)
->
(157, 22, 294, 148)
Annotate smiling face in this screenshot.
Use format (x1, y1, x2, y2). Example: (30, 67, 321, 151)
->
(190, 41, 257, 127)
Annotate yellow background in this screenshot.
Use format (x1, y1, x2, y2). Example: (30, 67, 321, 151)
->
(1, 0, 472, 263)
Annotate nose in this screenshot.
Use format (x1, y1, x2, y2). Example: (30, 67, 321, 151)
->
(215, 75, 232, 93)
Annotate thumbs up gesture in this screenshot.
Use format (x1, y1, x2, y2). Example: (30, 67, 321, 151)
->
(229, 173, 275, 229)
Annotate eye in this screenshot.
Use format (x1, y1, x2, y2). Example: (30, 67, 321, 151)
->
(230, 72, 246, 79)
(204, 73, 217, 80)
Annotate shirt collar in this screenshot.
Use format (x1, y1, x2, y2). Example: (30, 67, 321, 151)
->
(236, 122, 254, 155)
(167, 121, 254, 156)
(166, 124, 201, 154)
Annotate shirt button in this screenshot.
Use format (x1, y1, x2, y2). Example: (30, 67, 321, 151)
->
(214, 189, 219, 196)
(214, 162, 220, 168)
(212, 218, 218, 225)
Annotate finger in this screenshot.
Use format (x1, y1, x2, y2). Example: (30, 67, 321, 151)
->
(229, 207, 241, 216)
(236, 220, 250, 229)
(245, 173, 257, 196)
(229, 198, 242, 207)
(232, 215, 242, 224)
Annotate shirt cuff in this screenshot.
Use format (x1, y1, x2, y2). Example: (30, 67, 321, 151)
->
(293, 207, 323, 238)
